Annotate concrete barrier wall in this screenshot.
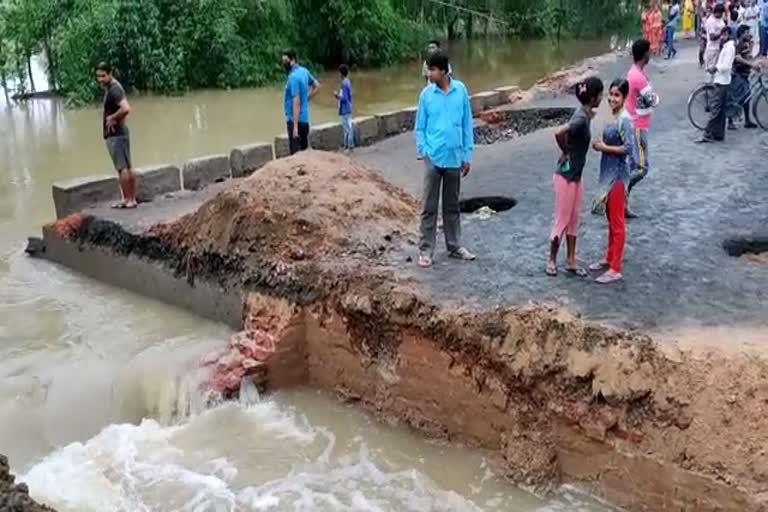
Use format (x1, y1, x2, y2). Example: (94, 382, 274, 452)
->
(353, 116, 381, 146)
(376, 107, 419, 138)
(230, 143, 273, 178)
(136, 164, 181, 202)
(50, 86, 520, 217)
(53, 174, 120, 219)
(308, 122, 344, 151)
(470, 91, 508, 116)
(495, 85, 521, 102)
(182, 154, 230, 191)
(274, 134, 291, 159)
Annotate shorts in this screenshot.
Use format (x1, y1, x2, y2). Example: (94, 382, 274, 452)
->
(105, 135, 132, 172)
(630, 128, 649, 177)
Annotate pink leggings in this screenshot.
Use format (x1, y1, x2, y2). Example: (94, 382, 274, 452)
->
(550, 174, 583, 241)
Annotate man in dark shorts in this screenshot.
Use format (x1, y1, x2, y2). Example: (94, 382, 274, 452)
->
(282, 49, 320, 155)
(96, 62, 136, 208)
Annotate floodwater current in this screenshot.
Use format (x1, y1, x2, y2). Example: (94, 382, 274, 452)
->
(0, 38, 620, 511)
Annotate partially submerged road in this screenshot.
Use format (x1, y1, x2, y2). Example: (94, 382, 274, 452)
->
(357, 45, 768, 330)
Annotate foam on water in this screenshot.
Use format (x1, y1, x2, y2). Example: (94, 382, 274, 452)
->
(20, 393, 612, 512)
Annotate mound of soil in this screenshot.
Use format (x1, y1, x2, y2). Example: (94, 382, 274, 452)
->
(151, 152, 418, 289)
(1, 455, 56, 512)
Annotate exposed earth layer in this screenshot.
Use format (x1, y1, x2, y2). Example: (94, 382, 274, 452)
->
(38, 151, 768, 512)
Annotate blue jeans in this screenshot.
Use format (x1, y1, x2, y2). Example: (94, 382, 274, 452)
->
(761, 23, 768, 57)
(341, 114, 354, 150)
(665, 25, 677, 58)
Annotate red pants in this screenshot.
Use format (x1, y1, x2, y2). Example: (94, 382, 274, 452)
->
(605, 182, 626, 273)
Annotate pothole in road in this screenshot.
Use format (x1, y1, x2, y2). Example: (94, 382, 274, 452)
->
(723, 236, 768, 263)
(459, 196, 517, 214)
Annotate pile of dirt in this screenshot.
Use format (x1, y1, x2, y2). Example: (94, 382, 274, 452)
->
(0, 455, 56, 512)
(150, 151, 418, 292)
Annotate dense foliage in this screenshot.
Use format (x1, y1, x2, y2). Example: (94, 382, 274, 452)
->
(0, 0, 639, 104)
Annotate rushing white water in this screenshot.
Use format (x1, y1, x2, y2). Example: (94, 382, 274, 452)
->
(19, 386, 611, 512)
(0, 239, 613, 512)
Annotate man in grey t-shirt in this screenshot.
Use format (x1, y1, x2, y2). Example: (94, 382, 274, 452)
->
(96, 62, 136, 209)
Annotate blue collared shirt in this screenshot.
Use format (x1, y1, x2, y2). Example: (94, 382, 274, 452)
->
(284, 64, 317, 124)
(414, 79, 474, 169)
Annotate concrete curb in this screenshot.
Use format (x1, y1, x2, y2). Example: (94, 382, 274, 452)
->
(182, 154, 230, 191)
(274, 134, 291, 159)
(353, 116, 381, 146)
(136, 164, 181, 202)
(470, 91, 509, 116)
(376, 107, 418, 138)
(230, 143, 273, 178)
(309, 122, 344, 151)
(52, 174, 120, 219)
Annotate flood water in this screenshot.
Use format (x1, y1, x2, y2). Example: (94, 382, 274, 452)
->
(0, 39, 618, 511)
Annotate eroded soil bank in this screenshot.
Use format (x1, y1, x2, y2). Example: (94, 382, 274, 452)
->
(42, 152, 768, 511)
(0, 455, 56, 512)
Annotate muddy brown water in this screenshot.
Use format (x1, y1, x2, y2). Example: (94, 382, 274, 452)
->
(0, 39, 619, 510)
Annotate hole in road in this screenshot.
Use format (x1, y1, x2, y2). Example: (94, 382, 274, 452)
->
(722, 236, 768, 258)
(459, 196, 517, 214)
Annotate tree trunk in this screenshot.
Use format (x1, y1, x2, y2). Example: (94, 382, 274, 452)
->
(447, 14, 460, 40)
(466, 13, 474, 39)
(1, 67, 9, 104)
(26, 53, 36, 92)
(44, 36, 57, 91)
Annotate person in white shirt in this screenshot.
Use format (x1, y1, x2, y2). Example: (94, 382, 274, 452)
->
(698, 26, 737, 142)
(744, 0, 762, 56)
(704, 4, 728, 68)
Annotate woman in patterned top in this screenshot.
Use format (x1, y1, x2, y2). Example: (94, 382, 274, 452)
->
(590, 79, 635, 284)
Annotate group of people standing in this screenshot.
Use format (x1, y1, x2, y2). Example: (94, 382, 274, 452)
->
(544, 40, 658, 284)
(644, 0, 768, 61)
(698, 2, 767, 141)
(411, 40, 659, 285)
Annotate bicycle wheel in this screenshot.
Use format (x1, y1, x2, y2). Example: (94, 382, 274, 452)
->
(752, 90, 768, 131)
(687, 83, 716, 131)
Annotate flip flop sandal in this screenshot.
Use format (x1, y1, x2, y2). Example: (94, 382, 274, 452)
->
(418, 255, 433, 268)
(546, 265, 558, 277)
(596, 271, 624, 284)
(589, 261, 609, 271)
(111, 202, 128, 209)
(566, 267, 588, 278)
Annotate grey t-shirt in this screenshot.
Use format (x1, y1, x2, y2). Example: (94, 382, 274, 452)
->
(559, 107, 591, 183)
(103, 79, 129, 139)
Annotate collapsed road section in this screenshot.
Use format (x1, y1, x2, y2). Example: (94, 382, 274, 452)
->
(30, 151, 768, 512)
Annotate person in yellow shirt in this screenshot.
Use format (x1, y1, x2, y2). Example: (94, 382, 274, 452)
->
(683, 0, 696, 37)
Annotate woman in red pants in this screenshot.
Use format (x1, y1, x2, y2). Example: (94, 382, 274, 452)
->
(591, 79, 634, 284)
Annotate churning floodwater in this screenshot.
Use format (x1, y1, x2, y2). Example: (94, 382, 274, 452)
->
(0, 38, 620, 511)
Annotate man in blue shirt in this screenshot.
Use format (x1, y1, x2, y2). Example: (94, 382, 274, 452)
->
(414, 52, 475, 268)
(282, 49, 320, 155)
(335, 64, 354, 152)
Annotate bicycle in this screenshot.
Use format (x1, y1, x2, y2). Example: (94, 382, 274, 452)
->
(687, 68, 768, 130)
